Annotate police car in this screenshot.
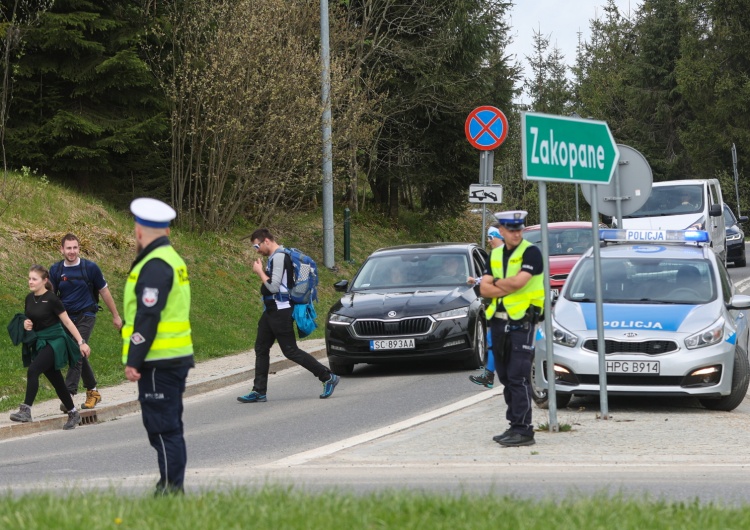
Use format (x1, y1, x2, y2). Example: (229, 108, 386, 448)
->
(534, 229, 750, 411)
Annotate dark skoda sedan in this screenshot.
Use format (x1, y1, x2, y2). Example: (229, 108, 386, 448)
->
(325, 243, 489, 375)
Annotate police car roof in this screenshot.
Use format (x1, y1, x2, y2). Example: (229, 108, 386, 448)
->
(587, 242, 710, 261)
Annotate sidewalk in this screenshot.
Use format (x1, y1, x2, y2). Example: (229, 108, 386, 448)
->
(0, 339, 326, 441)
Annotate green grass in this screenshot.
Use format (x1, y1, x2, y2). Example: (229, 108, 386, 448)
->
(0, 171, 483, 411)
(0, 489, 746, 529)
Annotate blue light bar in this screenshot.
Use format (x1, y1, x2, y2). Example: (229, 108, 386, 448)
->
(599, 229, 710, 243)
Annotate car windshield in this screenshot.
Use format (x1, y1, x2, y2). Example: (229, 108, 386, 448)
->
(623, 184, 703, 218)
(351, 252, 470, 290)
(565, 257, 716, 304)
(524, 228, 594, 256)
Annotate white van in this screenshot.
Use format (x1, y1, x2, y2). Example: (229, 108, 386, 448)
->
(617, 179, 726, 262)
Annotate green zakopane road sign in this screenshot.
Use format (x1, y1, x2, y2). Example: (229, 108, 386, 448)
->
(521, 112, 619, 185)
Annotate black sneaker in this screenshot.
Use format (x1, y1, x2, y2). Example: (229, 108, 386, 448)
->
(492, 429, 513, 443)
(497, 432, 535, 447)
(469, 369, 494, 389)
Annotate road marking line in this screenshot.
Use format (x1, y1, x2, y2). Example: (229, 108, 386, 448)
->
(259, 386, 504, 468)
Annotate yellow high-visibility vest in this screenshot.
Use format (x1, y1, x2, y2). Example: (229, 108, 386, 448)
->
(485, 239, 544, 320)
(121, 245, 192, 364)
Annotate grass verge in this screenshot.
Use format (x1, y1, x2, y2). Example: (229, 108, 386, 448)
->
(0, 489, 747, 529)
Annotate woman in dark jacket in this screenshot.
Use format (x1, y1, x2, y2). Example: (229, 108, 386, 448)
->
(9, 264, 91, 430)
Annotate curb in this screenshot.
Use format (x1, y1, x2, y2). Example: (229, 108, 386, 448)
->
(0, 346, 327, 442)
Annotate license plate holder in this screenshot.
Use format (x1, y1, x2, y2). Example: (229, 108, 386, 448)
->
(370, 338, 415, 351)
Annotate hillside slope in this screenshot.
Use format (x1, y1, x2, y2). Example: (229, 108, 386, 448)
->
(0, 172, 482, 410)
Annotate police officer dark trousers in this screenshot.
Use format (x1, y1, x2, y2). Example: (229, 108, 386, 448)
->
(123, 198, 194, 496)
(492, 321, 535, 438)
(479, 210, 544, 448)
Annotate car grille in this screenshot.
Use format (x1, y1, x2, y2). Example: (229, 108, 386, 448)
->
(353, 317, 433, 337)
(582, 339, 678, 355)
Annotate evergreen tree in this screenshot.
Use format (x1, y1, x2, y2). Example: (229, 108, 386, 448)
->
(623, 0, 688, 181)
(572, 0, 635, 139)
(677, 0, 750, 183)
(5, 0, 166, 197)
(343, 0, 520, 219)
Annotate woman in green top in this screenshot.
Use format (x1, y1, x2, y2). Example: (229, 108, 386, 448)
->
(9, 264, 91, 430)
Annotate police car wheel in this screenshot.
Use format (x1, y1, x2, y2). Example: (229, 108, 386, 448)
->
(530, 358, 548, 405)
(700, 346, 750, 412)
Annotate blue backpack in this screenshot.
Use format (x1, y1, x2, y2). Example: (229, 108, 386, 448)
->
(282, 247, 319, 305)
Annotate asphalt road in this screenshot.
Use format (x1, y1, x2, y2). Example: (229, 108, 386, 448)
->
(2, 242, 750, 500)
(0, 360, 481, 492)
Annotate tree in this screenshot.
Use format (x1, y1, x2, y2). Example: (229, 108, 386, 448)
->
(621, 0, 688, 181)
(524, 28, 573, 115)
(146, 0, 373, 230)
(572, 0, 635, 139)
(341, 0, 519, 220)
(0, 0, 53, 216)
(4, 0, 167, 195)
(677, 0, 750, 183)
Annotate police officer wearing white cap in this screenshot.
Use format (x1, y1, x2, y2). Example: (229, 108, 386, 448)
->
(123, 198, 194, 495)
(479, 210, 544, 447)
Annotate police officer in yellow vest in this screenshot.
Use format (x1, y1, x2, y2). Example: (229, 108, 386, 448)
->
(123, 198, 194, 495)
(479, 210, 544, 447)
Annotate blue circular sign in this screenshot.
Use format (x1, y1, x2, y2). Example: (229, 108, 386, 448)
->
(465, 106, 508, 151)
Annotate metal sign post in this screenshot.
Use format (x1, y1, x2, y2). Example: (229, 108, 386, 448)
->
(589, 185, 609, 420)
(732, 144, 742, 217)
(538, 181, 558, 431)
(522, 111, 619, 429)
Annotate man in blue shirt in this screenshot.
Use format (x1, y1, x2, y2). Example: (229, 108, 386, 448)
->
(50, 233, 123, 410)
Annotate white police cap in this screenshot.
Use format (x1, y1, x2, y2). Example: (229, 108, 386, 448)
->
(487, 226, 503, 240)
(494, 210, 528, 229)
(130, 198, 176, 229)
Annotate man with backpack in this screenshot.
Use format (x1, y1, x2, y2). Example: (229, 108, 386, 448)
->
(237, 228, 339, 403)
(50, 233, 123, 410)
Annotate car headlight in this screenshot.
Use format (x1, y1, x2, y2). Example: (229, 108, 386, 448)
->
(432, 307, 469, 320)
(552, 323, 578, 348)
(726, 232, 742, 242)
(328, 313, 354, 325)
(685, 318, 724, 349)
(686, 217, 706, 231)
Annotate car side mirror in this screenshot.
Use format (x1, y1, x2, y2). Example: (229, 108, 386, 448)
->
(334, 279, 349, 292)
(709, 204, 722, 217)
(727, 294, 750, 310)
(739, 215, 749, 224)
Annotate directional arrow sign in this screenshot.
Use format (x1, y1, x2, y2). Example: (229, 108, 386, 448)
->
(521, 112, 619, 185)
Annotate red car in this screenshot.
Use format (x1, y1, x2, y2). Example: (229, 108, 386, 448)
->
(523, 222, 597, 300)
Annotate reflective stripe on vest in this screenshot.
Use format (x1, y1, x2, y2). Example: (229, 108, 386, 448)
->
(121, 245, 193, 364)
(485, 239, 545, 320)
